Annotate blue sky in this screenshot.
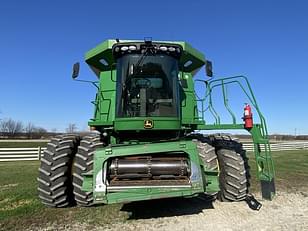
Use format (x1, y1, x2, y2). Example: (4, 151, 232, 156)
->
(0, 0, 308, 134)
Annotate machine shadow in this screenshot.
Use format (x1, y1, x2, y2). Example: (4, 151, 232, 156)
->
(120, 195, 215, 219)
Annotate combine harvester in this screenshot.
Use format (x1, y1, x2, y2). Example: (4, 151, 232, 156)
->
(38, 39, 275, 209)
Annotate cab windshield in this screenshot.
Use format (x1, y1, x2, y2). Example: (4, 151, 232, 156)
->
(116, 54, 179, 117)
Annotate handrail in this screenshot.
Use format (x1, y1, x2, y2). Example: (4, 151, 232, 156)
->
(195, 75, 269, 139)
(221, 79, 236, 124)
(194, 75, 275, 199)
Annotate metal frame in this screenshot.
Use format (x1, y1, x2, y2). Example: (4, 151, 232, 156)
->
(81, 39, 276, 205)
(82, 140, 219, 204)
(196, 76, 275, 199)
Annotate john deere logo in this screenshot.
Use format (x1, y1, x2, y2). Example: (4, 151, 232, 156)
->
(144, 119, 154, 129)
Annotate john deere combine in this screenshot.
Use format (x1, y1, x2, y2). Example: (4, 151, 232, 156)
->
(38, 39, 275, 208)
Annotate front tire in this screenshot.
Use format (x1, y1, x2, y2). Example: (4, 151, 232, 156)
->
(37, 134, 79, 207)
(72, 133, 104, 206)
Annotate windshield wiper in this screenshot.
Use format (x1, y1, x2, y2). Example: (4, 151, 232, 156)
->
(125, 44, 155, 86)
(134, 44, 155, 74)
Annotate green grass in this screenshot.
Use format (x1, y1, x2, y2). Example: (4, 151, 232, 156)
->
(0, 142, 47, 148)
(248, 150, 308, 192)
(0, 150, 307, 230)
(0, 161, 128, 230)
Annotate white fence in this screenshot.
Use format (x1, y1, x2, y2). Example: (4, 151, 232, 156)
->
(0, 147, 46, 162)
(0, 142, 308, 162)
(242, 141, 308, 151)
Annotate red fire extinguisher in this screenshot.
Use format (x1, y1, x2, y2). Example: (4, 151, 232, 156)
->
(243, 104, 253, 129)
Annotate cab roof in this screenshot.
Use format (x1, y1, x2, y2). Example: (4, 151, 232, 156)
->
(85, 39, 206, 74)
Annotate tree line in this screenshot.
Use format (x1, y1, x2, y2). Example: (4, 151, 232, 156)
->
(0, 118, 78, 139)
(0, 117, 80, 139)
(0, 118, 48, 138)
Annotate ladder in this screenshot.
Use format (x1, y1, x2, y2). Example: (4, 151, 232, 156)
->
(196, 76, 275, 200)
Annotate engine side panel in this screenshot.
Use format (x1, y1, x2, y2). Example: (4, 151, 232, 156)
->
(82, 140, 218, 204)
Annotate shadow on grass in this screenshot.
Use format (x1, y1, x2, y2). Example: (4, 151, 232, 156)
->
(121, 194, 215, 219)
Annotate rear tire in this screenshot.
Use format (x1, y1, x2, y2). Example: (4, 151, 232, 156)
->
(192, 134, 218, 199)
(72, 133, 104, 206)
(37, 134, 79, 207)
(193, 135, 218, 171)
(211, 134, 250, 202)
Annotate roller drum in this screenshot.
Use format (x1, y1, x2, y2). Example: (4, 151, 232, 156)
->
(109, 157, 189, 179)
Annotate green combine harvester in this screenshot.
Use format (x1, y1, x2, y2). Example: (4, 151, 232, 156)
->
(38, 39, 275, 208)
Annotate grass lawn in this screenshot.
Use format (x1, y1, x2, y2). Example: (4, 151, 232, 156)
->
(248, 150, 308, 192)
(0, 150, 307, 230)
(0, 161, 128, 230)
(0, 142, 48, 148)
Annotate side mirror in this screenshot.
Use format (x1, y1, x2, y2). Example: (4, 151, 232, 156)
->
(205, 60, 213, 77)
(72, 62, 80, 79)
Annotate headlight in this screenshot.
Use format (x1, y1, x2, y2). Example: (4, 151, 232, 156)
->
(128, 45, 137, 51)
(120, 46, 129, 51)
(168, 47, 176, 52)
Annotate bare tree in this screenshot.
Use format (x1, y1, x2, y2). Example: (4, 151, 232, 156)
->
(51, 128, 57, 133)
(66, 123, 77, 133)
(0, 118, 24, 137)
(0, 119, 6, 137)
(33, 127, 48, 138)
(25, 122, 35, 138)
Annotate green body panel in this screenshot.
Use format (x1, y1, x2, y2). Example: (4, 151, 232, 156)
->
(114, 117, 180, 131)
(95, 70, 116, 122)
(88, 70, 116, 127)
(82, 140, 219, 204)
(82, 39, 275, 204)
(180, 72, 199, 125)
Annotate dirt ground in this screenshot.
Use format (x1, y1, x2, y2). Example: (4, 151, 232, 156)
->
(32, 190, 308, 231)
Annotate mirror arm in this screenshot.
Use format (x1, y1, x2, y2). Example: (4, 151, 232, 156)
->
(74, 79, 99, 89)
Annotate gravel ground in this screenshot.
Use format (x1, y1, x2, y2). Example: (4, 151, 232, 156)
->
(34, 190, 308, 231)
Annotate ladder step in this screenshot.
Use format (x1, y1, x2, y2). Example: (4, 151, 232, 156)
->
(255, 139, 269, 144)
(257, 156, 272, 161)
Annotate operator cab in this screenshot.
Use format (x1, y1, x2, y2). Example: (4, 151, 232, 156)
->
(113, 42, 182, 118)
(83, 39, 209, 134)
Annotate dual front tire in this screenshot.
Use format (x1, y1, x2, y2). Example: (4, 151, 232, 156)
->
(37, 133, 102, 207)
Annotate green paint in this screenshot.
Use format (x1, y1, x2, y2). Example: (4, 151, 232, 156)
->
(114, 117, 180, 130)
(82, 140, 219, 204)
(82, 39, 275, 204)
